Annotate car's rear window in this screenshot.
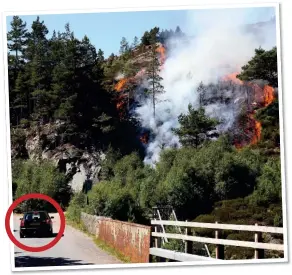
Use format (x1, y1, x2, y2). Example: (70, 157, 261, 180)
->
(24, 212, 48, 221)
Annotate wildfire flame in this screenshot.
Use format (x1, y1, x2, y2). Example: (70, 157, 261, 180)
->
(263, 85, 274, 106)
(139, 133, 149, 144)
(222, 72, 275, 148)
(115, 78, 128, 92)
(222, 72, 243, 85)
(249, 112, 262, 145)
(156, 45, 166, 65)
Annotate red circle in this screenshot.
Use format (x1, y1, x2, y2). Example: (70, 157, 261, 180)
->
(5, 193, 65, 252)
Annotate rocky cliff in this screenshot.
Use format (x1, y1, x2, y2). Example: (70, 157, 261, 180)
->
(11, 121, 105, 192)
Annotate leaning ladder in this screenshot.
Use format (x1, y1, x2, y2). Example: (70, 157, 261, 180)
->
(154, 208, 168, 244)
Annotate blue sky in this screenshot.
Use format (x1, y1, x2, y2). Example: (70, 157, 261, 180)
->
(6, 7, 275, 57)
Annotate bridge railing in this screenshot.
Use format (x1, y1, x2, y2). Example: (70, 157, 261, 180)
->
(150, 220, 284, 261)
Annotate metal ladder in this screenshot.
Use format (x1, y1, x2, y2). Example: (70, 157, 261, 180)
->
(152, 206, 211, 257)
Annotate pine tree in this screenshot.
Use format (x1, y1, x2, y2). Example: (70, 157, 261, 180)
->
(146, 43, 164, 118)
(173, 104, 219, 148)
(237, 47, 278, 87)
(119, 37, 129, 55)
(175, 26, 183, 37)
(7, 16, 28, 70)
(132, 36, 139, 49)
(24, 16, 52, 122)
(7, 16, 29, 124)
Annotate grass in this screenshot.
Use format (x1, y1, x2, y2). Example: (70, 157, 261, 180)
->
(65, 217, 130, 263)
(93, 238, 131, 263)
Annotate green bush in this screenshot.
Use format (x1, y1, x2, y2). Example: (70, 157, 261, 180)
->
(250, 157, 281, 206)
(13, 159, 72, 212)
(66, 192, 87, 223)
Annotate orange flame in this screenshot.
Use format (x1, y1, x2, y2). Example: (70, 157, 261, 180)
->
(249, 113, 262, 145)
(116, 101, 125, 110)
(156, 45, 166, 65)
(222, 72, 243, 85)
(116, 93, 128, 112)
(115, 78, 128, 92)
(263, 85, 274, 107)
(139, 133, 148, 144)
(221, 71, 275, 148)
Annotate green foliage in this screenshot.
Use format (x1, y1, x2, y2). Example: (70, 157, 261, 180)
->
(141, 27, 160, 45)
(8, 16, 143, 155)
(66, 192, 87, 223)
(13, 160, 72, 212)
(10, 128, 28, 158)
(85, 136, 270, 224)
(113, 152, 143, 186)
(250, 157, 282, 206)
(86, 180, 146, 223)
(173, 105, 219, 148)
(99, 146, 121, 181)
(237, 47, 278, 87)
(193, 197, 283, 259)
(255, 100, 280, 148)
(82, 133, 282, 228)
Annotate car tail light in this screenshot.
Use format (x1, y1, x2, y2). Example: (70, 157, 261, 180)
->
(46, 219, 52, 224)
(20, 220, 24, 226)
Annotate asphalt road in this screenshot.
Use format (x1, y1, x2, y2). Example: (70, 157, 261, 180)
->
(13, 213, 122, 268)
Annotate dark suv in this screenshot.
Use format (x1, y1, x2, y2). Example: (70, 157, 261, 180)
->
(19, 211, 54, 238)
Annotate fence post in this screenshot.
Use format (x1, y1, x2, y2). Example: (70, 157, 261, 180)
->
(185, 220, 193, 254)
(155, 226, 158, 248)
(254, 223, 265, 259)
(215, 221, 224, 259)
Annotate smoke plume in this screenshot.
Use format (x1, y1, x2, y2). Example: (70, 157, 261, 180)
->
(134, 8, 276, 165)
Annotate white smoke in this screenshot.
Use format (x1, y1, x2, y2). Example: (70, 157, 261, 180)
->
(134, 8, 276, 165)
(115, 72, 125, 80)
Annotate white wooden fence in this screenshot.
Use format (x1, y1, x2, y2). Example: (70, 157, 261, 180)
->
(150, 220, 284, 261)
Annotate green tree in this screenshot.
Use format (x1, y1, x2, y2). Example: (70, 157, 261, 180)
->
(146, 43, 164, 118)
(7, 16, 29, 124)
(237, 47, 278, 87)
(132, 36, 139, 48)
(119, 37, 130, 55)
(14, 160, 72, 212)
(141, 27, 160, 45)
(7, 16, 28, 70)
(141, 31, 151, 46)
(251, 157, 281, 206)
(24, 16, 52, 122)
(173, 104, 219, 148)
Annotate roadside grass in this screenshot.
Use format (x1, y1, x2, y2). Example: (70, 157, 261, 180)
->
(65, 217, 130, 263)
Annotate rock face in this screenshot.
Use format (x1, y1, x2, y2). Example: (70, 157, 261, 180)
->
(12, 122, 105, 192)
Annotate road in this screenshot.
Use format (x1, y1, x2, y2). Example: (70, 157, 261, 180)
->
(13, 213, 122, 268)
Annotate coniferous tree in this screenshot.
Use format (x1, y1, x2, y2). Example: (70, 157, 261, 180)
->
(237, 47, 278, 87)
(119, 37, 129, 55)
(7, 16, 29, 124)
(24, 16, 52, 123)
(173, 104, 219, 148)
(132, 36, 139, 49)
(146, 43, 164, 118)
(7, 16, 28, 70)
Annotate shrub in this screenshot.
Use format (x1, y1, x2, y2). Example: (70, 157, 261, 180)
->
(14, 159, 72, 212)
(250, 157, 281, 206)
(66, 192, 87, 223)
